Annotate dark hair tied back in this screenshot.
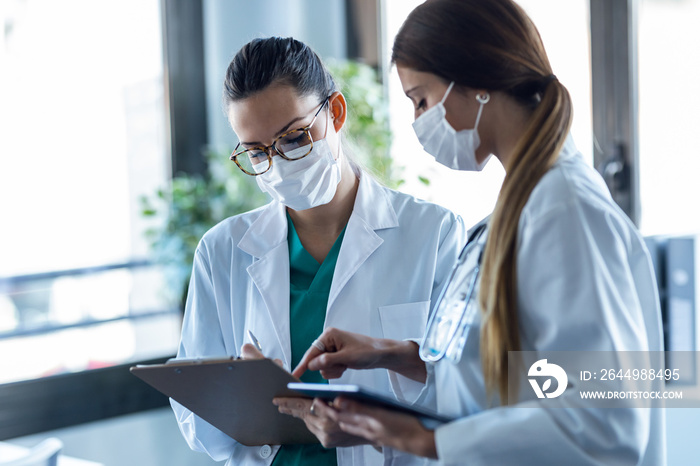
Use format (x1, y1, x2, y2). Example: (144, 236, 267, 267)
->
(223, 37, 336, 106)
(509, 74, 559, 106)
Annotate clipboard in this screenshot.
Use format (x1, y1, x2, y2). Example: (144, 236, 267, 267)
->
(287, 382, 455, 425)
(130, 358, 318, 446)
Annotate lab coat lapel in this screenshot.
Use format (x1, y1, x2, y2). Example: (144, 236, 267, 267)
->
(238, 202, 293, 368)
(327, 174, 399, 311)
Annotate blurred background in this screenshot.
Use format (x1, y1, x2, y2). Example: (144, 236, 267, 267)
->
(0, 0, 698, 464)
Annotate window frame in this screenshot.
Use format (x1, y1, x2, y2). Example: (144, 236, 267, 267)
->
(0, 260, 180, 439)
(590, 0, 641, 225)
(0, 355, 170, 440)
(0, 0, 205, 438)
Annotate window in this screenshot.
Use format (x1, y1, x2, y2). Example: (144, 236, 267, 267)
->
(638, 0, 700, 235)
(382, 0, 592, 229)
(0, 0, 178, 385)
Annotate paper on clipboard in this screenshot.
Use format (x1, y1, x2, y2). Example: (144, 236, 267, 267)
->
(130, 357, 318, 446)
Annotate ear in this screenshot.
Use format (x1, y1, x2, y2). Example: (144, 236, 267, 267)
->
(328, 91, 347, 132)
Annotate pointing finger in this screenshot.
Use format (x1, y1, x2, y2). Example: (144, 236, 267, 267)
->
(292, 344, 324, 378)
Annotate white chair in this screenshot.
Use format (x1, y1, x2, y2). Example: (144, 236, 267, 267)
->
(0, 438, 62, 466)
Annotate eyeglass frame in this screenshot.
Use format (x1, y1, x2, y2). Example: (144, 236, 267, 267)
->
(229, 96, 331, 176)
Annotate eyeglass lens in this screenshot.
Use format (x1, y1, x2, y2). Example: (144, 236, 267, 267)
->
(234, 129, 314, 175)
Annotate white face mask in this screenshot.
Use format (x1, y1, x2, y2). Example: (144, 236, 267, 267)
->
(412, 81, 491, 171)
(255, 138, 341, 211)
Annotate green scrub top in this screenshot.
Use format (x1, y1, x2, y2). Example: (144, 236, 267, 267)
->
(271, 214, 346, 466)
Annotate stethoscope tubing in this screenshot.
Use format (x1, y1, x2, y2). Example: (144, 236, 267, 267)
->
(419, 223, 487, 363)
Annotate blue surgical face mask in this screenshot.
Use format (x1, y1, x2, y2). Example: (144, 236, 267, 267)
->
(412, 81, 491, 171)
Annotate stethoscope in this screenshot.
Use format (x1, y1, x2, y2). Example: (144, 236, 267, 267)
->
(419, 223, 487, 363)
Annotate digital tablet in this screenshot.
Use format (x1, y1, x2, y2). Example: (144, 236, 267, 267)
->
(287, 382, 455, 424)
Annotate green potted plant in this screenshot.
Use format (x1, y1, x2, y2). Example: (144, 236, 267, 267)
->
(325, 59, 399, 188)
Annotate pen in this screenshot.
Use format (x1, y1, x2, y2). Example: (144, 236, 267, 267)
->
(248, 330, 263, 353)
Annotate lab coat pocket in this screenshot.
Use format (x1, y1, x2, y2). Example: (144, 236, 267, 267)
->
(378, 301, 430, 342)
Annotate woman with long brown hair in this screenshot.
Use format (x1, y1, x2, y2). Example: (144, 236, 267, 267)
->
(279, 0, 665, 464)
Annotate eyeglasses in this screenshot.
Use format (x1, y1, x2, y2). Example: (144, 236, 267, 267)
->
(230, 97, 330, 176)
(420, 225, 486, 363)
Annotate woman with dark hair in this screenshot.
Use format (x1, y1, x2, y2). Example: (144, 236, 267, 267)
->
(288, 1, 665, 464)
(169, 36, 464, 466)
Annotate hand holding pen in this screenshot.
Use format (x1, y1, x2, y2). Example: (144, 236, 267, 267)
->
(239, 330, 265, 359)
(240, 330, 286, 369)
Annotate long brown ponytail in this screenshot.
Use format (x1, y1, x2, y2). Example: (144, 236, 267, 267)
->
(393, 0, 573, 403)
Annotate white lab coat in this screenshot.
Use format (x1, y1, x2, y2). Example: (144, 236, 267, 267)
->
(171, 171, 465, 466)
(428, 136, 666, 465)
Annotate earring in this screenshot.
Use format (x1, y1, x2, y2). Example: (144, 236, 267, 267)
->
(476, 92, 490, 104)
